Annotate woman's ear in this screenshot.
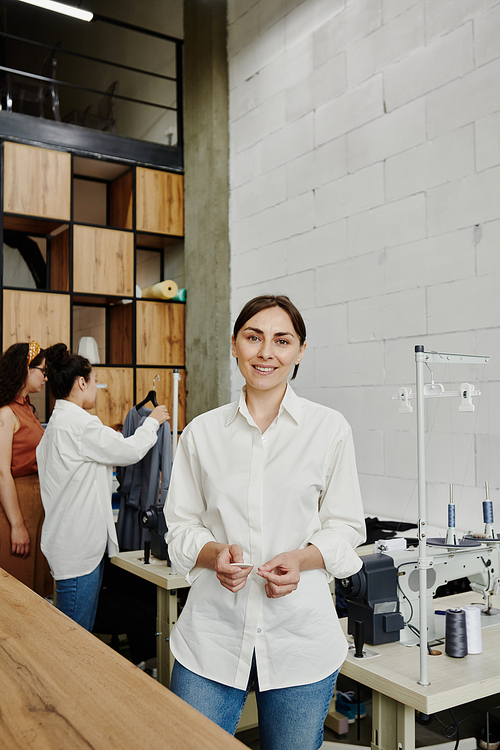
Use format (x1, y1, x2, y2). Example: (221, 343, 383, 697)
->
(295, 341, 306, 365)
(231, 335, 237, 359)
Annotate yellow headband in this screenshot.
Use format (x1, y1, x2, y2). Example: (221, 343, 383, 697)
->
(27, 341, 41, 365)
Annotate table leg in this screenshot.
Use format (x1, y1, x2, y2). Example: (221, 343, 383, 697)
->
(371, 691, 415, 750)
(156, 586, 178, 688)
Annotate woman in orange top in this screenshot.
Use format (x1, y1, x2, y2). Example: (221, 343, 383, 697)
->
(0, 341, 52, 596)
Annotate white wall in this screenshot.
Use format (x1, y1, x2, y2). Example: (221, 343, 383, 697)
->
(227, 0, 500, 536)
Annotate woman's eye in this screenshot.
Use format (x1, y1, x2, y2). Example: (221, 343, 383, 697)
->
(277, 339, 289, 345)
(248, 335, 259, 341)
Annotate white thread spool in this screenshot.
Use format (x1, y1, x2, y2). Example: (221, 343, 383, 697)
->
(463, 604, 482, 654)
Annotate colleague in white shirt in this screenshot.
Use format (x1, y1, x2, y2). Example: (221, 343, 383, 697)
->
(166, 295, 365, 750)
(37, 343, 169, 631)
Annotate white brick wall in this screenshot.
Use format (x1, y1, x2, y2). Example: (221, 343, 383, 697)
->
(384, 23, 474, 112)
(385, 127, 474, 202)
(228, 0, 500, 532)
(348, 194, 426, 255)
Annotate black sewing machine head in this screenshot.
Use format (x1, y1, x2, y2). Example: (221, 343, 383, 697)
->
(142, 503, 169, 562)
(337, 553, 404, 645)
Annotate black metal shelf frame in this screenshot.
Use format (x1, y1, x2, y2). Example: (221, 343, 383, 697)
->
(0, 140, 186, 416)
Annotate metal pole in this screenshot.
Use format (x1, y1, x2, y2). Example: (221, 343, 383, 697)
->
(415, 345, 430, 686)
(172, 368, 181, 460)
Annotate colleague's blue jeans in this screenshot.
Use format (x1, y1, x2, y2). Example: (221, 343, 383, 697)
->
(170, 653, 338, 750)
(55, 557, 105, 631)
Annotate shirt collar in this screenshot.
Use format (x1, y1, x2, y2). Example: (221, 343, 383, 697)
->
(226, 384, 302, 427)
(53, 399, 87, 414)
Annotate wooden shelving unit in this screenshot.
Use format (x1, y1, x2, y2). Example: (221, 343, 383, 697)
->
(1, 140, 186, 430)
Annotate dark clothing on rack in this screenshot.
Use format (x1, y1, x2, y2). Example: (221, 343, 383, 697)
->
(116, 406, 172, 551)
(364, 516, 418, 545)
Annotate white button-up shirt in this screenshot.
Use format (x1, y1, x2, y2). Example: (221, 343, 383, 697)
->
(37, 399, 159, 580)
(165, 386, 365, 691)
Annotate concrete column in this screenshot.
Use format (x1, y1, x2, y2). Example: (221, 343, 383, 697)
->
(183, 0, 230, 421)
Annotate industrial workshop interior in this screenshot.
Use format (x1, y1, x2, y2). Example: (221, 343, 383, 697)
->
(1, 1, 500, 749)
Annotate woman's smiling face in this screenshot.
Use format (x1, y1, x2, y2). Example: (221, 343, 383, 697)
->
(231, 306, 305, 396)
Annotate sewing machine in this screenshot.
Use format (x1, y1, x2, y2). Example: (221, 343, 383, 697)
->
(338, 543, 500, 646)
(142, 502, 169, 561)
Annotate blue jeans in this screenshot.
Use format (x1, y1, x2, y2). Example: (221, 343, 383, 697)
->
(170, 654, 338, 750)
(55, 557, 105, 631)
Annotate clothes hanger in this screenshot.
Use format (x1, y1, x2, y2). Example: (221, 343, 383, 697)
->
(135, 375, 159, 409)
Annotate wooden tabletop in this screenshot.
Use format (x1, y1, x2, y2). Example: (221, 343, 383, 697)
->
(0, 567, 245, 750)
(340, 591, 500, 714)
(111, 549, 189, 589)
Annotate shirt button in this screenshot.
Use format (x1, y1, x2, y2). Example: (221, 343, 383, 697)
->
(257, 628, 262, 633)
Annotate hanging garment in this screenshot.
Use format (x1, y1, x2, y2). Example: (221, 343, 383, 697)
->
(116, 406, 172, 551)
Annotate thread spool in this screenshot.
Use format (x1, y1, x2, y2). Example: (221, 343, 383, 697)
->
(445, 608, 468, 658)
(483, 501, 494, 525)
(463, 605, 483, 654)
(445, 484, 459, 546)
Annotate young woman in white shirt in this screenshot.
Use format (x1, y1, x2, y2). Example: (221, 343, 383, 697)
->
(165, 295, 365, 750)
(37, 343, 169, 631)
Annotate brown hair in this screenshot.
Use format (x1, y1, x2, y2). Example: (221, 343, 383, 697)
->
(233, 295, 306, 380)
(0, 343, 46, 408)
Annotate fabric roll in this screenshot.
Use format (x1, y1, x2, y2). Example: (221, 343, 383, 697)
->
(170, 288, 186, 302)
(141, 280, 178, 300)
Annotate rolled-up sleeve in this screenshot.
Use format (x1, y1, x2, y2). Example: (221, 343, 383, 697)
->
(308, 426, 366, 580)
(165, 430, 216, 583)
(80, 416, 159, 466)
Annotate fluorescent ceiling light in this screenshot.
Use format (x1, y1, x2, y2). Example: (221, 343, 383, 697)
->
(17, 0, 93, 22)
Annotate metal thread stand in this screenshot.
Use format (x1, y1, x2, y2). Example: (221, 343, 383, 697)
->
(413, 346, 489, 685)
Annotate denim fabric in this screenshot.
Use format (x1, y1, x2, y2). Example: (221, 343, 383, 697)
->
(55, 557, 105, 631)
(170, 654, 338, 750)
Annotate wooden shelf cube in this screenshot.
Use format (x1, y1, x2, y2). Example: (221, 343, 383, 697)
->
(110, 170, 133, 230)
(73, 225, 134, 297)
(136, 167, 183, 236)
(3, 290, 70, 349)
(50, 227, 70, 292)
(90, 367, 134, 428)
(136, 301, 185, 366)
(3, 142, 71, 220)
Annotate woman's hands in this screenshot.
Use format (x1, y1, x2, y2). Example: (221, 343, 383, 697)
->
(197, 542, 324, 597)
(257, 552, 301, 598)
(215, 545, 253, 593)
(149, 405, 170, 424)
(10, 523, 30, 558)
(196, 542, 253, 593)
(258, 545, 325, 599)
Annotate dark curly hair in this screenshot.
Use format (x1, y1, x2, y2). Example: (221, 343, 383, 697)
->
(0, 343, 46, 408)
(233, 295, 306, 380)
(45, 343, 92, 399)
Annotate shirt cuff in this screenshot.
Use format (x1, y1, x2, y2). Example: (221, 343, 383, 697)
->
(168, 529, 216, 584)
(142, 416, 160, 432)
(309, 531, 363, 581)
